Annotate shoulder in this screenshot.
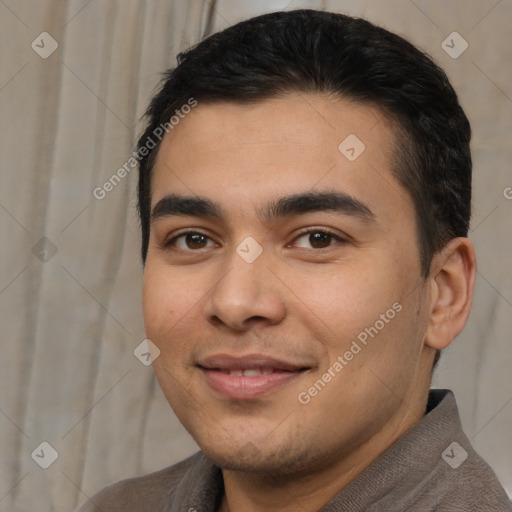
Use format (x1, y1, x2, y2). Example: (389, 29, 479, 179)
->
(74, 451, 203, 512)
(421, 391, 512, 510)
(433, 448, 512, 511)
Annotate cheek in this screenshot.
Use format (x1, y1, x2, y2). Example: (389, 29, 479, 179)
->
(142, 266, 203, 406)
(301, 256, 419, 372)
(290, 260, 393, 339)
(142, 264, 203, 349)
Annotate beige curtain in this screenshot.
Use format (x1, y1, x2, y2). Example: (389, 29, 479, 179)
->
(0, 1, 510, 510)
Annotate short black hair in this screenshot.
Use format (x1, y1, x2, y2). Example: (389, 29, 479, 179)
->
(136, 9, 472, 283)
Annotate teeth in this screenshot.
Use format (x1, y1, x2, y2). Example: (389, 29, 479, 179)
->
(227, 367, 274, 377)
(243, 369, 261, 377)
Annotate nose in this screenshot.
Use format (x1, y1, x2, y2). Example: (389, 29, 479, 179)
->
(203, 247, 287, 332)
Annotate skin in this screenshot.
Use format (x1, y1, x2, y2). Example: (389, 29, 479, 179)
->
(142, 93, 476, 512)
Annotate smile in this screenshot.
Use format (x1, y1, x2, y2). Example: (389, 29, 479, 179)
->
(197, 354, 311, 399)
(220, 367, 275, 376)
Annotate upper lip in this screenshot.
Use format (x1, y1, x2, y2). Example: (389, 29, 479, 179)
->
(197, 353, 311, 371)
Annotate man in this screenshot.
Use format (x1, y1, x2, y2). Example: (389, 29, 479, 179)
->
(78, 9, 512, 512)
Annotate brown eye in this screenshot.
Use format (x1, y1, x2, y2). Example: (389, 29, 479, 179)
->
(185, 233, 208, 249)
(166, 231, 215, 251)
(309, 232, 332, 248)
(294, 230, 341, 249)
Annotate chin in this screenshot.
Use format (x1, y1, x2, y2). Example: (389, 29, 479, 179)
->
(198, 437, 319, 479)
(202, 448, 269, 473)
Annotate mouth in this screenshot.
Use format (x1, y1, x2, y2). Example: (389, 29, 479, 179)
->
(217, 367, 283, 376)
(197, 354, 311, 400)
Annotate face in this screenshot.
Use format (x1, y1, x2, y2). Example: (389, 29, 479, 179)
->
(142, 93, 433, 475)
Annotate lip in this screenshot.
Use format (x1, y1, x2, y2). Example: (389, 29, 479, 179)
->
(198, 353, 311, 400)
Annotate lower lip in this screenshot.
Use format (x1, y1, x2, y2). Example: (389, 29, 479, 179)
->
(201, 369, 303, 400)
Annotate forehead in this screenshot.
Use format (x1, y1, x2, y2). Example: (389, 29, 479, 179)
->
(150, 93, 412, 224)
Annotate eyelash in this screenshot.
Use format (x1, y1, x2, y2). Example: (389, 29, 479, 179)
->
(163, 227, 346, 251)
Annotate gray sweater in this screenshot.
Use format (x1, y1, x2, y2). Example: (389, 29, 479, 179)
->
(76, 389, 512, 511)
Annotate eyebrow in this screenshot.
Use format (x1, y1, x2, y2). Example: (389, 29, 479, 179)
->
(151, 191, 375, 224)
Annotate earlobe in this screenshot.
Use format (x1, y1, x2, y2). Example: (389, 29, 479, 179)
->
(424, 237, 476, 351)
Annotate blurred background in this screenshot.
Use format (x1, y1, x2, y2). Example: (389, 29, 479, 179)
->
(0, 1, 511, 510)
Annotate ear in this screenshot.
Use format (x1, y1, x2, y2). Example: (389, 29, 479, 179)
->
(424, 237, 476, 350)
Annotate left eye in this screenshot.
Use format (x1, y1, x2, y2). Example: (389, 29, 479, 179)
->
(293, 230, 342, 249)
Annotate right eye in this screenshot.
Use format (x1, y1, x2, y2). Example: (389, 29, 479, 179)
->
(165, 231, 217, 251)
